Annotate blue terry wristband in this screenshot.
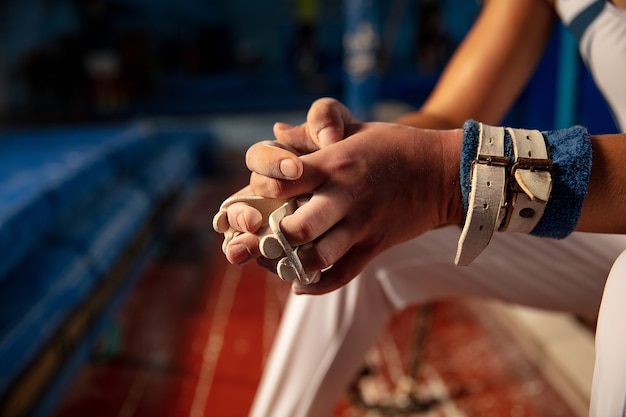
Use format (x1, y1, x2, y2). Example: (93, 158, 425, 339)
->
(460, 119, 592, 239)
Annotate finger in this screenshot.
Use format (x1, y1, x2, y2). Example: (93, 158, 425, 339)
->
(224, 231, 262, 265)
(226, 202, 263, 233)
(306, 98, 359, 147)
(273, 123, 320, 154)
(257, 256, 280, 276)
(279, 189, 351, 246)
(248, 158, 327, 199)
(213, 209, 229, 233)
(221, 229, 241, 254)
(213, 185, 257, 233)
(292, 248, 372, 295)
(245, 141, 303, 180)
(273, 122, 296, 136)
(294, 220, 355, 273)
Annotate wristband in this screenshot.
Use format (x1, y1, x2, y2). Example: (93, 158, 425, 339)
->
(456, 120, 591, 266)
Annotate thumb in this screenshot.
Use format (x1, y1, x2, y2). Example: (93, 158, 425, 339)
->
(306, 98, 360, 148)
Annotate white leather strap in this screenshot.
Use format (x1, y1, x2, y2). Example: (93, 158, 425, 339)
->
(455, 124, 507, 266)
(266, 197, 319, 284)
(501, 128, 552, 233)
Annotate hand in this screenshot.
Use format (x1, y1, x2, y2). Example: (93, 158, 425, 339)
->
(252, 123, 464, 295)
(218, 98, 359, 264)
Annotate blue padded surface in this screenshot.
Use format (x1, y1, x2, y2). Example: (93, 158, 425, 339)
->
(45, 155, 113, 218)
(150, 126, 219, 176)
(103, 123, 156, 177)
(0, 125, 128, 181)
(132, 144, 194, 200)
(51, 185, 151, 276)
(0, 192, 51, 281)
(0, 123, 148, 210)
(0, 247, 95, 396)
(0, 122, 207, 400)
(0, 124, 147, 211)
(0, 124, 145, 282)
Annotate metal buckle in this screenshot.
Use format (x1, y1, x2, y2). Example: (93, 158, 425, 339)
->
(512, 157, 552, 172)
(509, 158, 553, 195)
(476, 154, 509, 167)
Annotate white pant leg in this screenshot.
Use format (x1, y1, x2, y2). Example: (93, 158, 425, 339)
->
(249, 264, 395, 417)
(249, 228, 626, 417)
(590, 249, 626, 417)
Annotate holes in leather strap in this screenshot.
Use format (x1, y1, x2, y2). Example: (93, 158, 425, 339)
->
(519, 208, 535, 218)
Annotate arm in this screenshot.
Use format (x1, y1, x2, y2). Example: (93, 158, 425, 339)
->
(220, 113, 626, 290)
(579, 134, 626, 233)
(396, 0, 557, 128)
(271, 129, 626, 295)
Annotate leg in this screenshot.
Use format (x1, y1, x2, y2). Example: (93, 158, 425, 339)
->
(250, 228, 626, 417)
(249, 265, 395, 417)
(589, 249, 626, 417)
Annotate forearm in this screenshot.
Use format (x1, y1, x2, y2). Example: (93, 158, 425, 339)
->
(393, 110, 462, 130)
(577, 134, 626, 233)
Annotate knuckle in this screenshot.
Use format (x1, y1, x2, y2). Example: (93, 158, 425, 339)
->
(309, 99, 341, 124)
(250, 173, 287, 198)
(266, 180, 285, 197)
(300, 244, 333, 272)
(245, 141, 279, 170)
(289, 218, 317, 244)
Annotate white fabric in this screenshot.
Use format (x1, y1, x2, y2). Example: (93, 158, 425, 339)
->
(249, 231, 626, 417)
(556, 0, 626, 131)
(582, 4, 626, 132)
(556, 0, 602, 24)
(590, 249, 626, 417)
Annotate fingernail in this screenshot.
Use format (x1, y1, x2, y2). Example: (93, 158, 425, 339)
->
(280, 159, 299, 179)
(318, 127, 336, 147)
(229, 244, 250, 264)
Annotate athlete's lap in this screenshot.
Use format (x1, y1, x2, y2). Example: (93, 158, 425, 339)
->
(355, 228, 626, 318)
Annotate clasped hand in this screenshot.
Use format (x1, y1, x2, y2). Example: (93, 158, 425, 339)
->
(216, 98, 464, 295)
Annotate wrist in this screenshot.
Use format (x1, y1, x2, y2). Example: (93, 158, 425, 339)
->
(439, 128, 465, 227)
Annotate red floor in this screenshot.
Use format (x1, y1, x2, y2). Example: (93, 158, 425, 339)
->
(51, 153, 579, 417)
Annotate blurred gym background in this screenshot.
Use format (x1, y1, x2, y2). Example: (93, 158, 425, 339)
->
(0, 1, 617, 417)
(0, 0, 618, 130)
